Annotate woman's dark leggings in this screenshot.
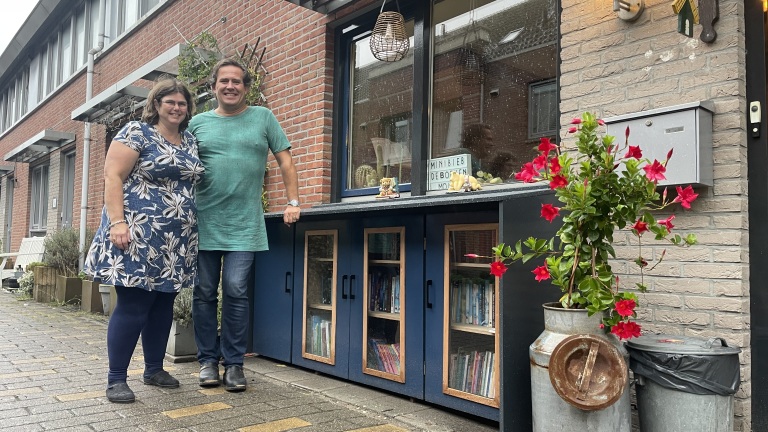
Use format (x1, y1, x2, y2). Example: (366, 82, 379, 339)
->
(107, 286, 177, 384)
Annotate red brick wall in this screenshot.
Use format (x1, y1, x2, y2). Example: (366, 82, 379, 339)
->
(0, 0, 339, 251)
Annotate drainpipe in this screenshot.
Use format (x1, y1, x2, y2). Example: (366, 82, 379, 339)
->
(78, 0, 106, 270)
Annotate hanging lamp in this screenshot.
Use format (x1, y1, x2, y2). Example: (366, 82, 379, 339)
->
(370, 0, 410, 62)
(457, 0, 486, 85)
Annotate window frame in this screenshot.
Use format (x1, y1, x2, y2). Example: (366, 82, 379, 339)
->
(528, 79, 558, 139)
(30, 163, 49, 235)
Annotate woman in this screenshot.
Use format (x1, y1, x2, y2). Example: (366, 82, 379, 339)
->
(85, 78, 204, 403)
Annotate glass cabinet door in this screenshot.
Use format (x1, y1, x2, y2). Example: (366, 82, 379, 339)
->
(362, 227, 405, 382)
(443, 224, 499, 407)
(302, 230, 338, 364)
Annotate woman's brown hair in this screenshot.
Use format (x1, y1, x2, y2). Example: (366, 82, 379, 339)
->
(141, 78, 195, 130)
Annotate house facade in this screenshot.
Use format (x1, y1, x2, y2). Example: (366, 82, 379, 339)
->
(0, 0, 762, 430)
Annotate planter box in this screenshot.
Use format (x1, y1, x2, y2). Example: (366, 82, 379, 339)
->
(81, 280, 103, 314)
(55, 275, 81, 304)
(165, 320, 197, 363)
(33, 266, 57, 303)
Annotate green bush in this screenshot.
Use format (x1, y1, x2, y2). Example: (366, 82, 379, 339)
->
(43, 228, 94, 277)
(173, 288, 193, 328)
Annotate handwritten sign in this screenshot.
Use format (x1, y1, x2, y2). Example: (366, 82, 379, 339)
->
(428, 154, 471, 191)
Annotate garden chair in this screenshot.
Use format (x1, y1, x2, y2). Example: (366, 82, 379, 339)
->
(0, 236, 46, 282)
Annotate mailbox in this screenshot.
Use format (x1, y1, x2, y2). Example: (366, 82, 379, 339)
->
(604, 101, 714, 187)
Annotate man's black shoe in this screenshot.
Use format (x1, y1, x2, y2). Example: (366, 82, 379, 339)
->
(223, 365, 247, 392)
(199, 362, 221, 387)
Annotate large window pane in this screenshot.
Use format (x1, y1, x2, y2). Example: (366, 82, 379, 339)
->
(31, 165, 49, 233)
(61, 21, 73, 80)
(75, 6, 87, 67)
(431, 0, 558, 183)
(347, 21, 414, 193)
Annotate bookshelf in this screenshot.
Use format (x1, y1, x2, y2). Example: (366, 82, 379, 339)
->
(443, 224, 500, 407)
(302, 230, 338, 364)
(362, 227, 406, 383)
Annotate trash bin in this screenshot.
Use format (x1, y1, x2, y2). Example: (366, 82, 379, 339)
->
(626, 335, 741, 432)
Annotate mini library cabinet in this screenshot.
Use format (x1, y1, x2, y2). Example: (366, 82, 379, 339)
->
(251, 189, 559, 429)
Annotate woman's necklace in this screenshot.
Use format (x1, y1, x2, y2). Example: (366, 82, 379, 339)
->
(155, 124, 181, 145)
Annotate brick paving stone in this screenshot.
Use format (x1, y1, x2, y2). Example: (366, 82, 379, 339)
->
(0, 290, 499, 432)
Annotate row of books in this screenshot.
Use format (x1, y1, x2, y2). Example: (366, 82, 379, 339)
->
(448, 350, 496, 398)
(367, 338, 401, 375)
(368, 272, 401, 313)
(450, 279, 495, 327)
(307, 314, 331, 358)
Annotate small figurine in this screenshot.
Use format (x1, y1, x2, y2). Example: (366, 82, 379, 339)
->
(376, 177, 400, 199)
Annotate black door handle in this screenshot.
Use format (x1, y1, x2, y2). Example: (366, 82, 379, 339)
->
(341, 275, 348, 299)
(284, 271, 291, 293)
(349, 275, 356, 300)
(426, 279, 433, 309)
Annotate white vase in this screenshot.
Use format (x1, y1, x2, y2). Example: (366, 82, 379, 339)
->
(529, 302, 631, 432)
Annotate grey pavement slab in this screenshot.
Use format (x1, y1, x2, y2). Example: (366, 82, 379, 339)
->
(0, 290, 498, 431)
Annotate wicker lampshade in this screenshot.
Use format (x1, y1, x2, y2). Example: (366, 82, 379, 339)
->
(458, 46, 486, 85)
(370, 2, 409, 62)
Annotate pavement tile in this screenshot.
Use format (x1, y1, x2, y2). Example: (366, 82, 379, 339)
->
(0, 290, 497, 432)
(237, 417, 312, 432)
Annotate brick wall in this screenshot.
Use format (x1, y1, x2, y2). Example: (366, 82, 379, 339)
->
(559, 0, 750, 429)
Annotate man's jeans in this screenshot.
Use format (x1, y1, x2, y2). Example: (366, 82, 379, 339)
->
(193, 250, 255, 366)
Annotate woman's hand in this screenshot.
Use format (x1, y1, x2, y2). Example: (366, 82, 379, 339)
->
(109, 222, 131, 250)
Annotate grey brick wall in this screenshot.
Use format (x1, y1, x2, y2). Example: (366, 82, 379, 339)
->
(560, 0, 750, 429)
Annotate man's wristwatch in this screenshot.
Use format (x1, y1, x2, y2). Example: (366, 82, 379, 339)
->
(288, 199, 300, 207)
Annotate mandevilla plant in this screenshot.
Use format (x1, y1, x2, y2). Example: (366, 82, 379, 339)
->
(478, 112, 698, 339)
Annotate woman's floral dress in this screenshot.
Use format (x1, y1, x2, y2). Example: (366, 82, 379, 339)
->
(85, 121, 205, 293)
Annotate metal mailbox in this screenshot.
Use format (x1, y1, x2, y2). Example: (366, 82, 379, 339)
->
(604, 101, 714, 187)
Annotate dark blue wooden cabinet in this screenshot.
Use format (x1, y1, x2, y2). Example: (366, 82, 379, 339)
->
(251, 219, 295, 363)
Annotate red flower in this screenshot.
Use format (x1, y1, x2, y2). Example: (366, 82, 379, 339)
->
(571, 118, 582, 125)
(643, 160, 667, 182)
(533, 154, 548, 170)
(632, 220, 648, 235)
(538, 137, 557, 154)
(658, 215, 675, 232)
(490, 261, 508, 277)
(625, 126, 630, 138)
(597, 119, 605, 126)
(549, 157, 561, 174)
(568, 126, 578, 134)
(549, 175, 568, 189)
(532, 265, 550, 281)
(464, 253, 479, 259)
(611, 321, 642, 340)
(540, 204, 561, 222)
(623, 145, 642, 159)
(666, 148, 674, 161)
(514, 163, 539, 183)
(614, 299, 636, 317)
(673, 185, 699, 209)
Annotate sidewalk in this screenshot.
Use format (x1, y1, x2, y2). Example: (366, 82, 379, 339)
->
(0, 290, 499, 432)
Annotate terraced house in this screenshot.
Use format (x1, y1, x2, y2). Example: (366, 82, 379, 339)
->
(0, 0, 763, 430)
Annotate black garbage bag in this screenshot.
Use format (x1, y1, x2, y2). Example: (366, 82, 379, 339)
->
(628, 337, 740, 396)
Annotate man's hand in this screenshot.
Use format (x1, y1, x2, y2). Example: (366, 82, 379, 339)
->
(284, 205, 301, 226)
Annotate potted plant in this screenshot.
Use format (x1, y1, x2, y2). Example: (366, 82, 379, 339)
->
(166, 287, 197, 363)
(16, 261, 44, 299)
(476, 113, 698, 430)
(43, 227, 92, 304)
(80, 271, 103, 314)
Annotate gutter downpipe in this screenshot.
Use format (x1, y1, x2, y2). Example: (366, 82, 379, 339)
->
(78, 0, 106, 270)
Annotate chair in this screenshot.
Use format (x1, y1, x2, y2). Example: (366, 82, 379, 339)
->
(0, 237, 46, 281)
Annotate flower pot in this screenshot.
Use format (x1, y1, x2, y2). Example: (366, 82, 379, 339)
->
(165, 320, 197, 363)
(99, 284, 114, 316)
(32, 266, 57, 303)
(81, 279, 103, 314)
(529, 302, 631, 431)
(55, 275, 81, 304)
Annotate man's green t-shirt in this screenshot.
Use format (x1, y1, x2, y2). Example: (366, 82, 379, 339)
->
(189, 106, 290, 251)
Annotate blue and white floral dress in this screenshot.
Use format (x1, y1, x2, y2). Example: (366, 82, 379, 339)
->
(85, 121, 205, 293)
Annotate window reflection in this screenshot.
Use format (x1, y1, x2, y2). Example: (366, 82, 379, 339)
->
(431, 0, 558, 183)
(348, 21, 415, 191)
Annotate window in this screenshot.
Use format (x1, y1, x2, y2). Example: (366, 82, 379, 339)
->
(30, 164, 49, 234)
(61, 152, 76, 228)
(60, 20, 74, 81)
(75, 6, 88, 68)
(529, 80, 557, 138)
(338, 0, 558, 197)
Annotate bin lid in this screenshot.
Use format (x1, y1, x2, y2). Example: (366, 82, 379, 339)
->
(549, 334, 627, 411)
(626, 335, 741, 356)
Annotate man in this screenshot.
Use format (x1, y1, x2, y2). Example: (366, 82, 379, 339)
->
(188, 58, 301, 392)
